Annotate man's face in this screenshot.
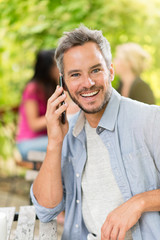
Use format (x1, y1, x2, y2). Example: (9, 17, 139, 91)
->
(63, 42, 114, 114)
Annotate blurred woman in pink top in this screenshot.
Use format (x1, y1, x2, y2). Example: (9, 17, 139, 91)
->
(16, 49, 59, 161)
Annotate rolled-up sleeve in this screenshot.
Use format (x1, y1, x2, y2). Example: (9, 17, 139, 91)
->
(30, 184, 65, 222)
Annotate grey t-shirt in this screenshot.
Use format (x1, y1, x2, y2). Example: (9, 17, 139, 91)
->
(82, 121, 132, 240)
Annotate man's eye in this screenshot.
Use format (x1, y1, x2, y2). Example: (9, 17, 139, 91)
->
(71, 73, 80, 77)
(92, 68, 100, 73)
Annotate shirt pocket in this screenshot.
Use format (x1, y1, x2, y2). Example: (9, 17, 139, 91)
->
(122, 146, 160, 195)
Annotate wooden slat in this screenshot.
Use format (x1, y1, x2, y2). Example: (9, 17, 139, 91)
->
(15, 160, 33, 169)
(39, 219, 57, 240)
(0, 207, 15, 240)
(27, 151, 46, 162)
(14, 206, 36, 240)
(25, 170, 38, 181)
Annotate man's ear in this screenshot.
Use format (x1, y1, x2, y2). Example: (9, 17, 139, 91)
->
(110, 63, 114, 82)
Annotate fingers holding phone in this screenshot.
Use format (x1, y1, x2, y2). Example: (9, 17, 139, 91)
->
(45, 85, 69, 144)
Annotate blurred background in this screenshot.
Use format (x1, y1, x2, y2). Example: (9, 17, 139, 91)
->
(0, 1, 160, 237)
(0, 0, 160, 174)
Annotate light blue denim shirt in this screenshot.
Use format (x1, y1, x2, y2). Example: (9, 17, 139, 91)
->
(31, 88, 160, 240)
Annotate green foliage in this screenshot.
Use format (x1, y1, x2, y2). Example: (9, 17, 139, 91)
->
(0, 0, 160, 160)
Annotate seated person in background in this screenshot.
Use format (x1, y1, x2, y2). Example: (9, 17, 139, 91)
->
(114, 42, 155, 104)
(16, 49, 59, 161)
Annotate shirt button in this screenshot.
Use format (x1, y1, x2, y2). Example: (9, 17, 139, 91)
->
(76, 173, 80, 178)
(75, 224, 79, 228)
(97, 127, 103, 134)
(76, 199, 80, 204)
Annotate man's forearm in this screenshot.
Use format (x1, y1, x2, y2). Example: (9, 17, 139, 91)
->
(137, 189, 160, 213)
(33, 143, 63, 208)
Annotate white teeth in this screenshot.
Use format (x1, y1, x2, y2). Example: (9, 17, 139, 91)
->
(81, 91, 98, 97)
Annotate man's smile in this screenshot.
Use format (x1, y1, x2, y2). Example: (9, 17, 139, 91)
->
(80, 90, 99, 98)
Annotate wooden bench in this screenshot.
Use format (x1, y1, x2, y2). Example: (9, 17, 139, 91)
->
(15, 151, 46, 183)
(0, 205, 57, 240)
(25, 151, 46, 181)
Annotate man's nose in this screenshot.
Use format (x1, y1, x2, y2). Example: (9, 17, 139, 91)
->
(83, 74, 95, 88)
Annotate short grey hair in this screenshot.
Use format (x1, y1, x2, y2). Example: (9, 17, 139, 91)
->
(55, 25, 112, 75)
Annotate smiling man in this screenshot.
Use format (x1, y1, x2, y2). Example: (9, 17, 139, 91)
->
(31, 26, 160, 240)
(62, 41, 113, 117)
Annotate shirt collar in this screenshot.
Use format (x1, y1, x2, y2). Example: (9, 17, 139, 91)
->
(72, 111, 85, 137)
(72, 88, 121, 137)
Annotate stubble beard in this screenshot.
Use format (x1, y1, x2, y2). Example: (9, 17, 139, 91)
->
(66, 83, 112, 114)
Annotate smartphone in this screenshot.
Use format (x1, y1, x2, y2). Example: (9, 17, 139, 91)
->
(59, 76, 66, 124)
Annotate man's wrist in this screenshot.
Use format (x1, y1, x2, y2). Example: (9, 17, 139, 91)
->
(137, 194, 146, 213)
(47, 140, 63, 151)
(131, 193, 146, 215)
